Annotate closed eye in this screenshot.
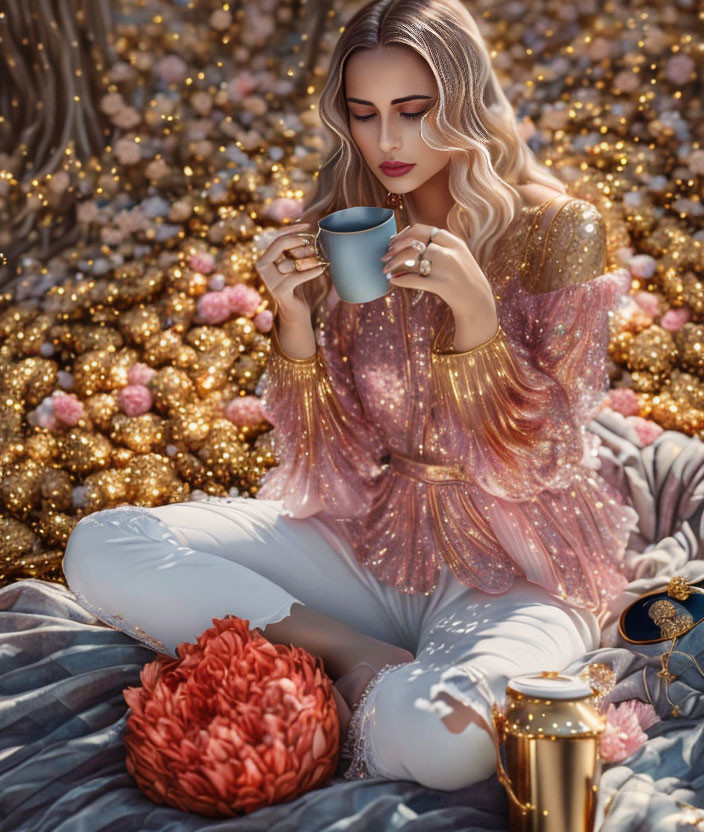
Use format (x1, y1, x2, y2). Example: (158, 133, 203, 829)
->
(351, 111, 425, 122)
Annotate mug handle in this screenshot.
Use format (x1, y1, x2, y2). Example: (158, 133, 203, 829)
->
(312, 225, 325, 260)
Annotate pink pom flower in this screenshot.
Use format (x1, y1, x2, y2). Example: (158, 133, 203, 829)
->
(189, 251, 216, 275)
(196, 291, 233, 325)
(599, 700, 660, 763)
(607, 387, 640, 418)
(225, 395, 266, 426)
(660, 306, 692, 332)
(118, 384, 153, 417)
(626, 415, 664, 447)
(633, 291, 660, 318)
(52, 392, 85, 426)
(128, 362, 157, 386)
(222, 283, 262, 317)
(254, 309, 274, 333)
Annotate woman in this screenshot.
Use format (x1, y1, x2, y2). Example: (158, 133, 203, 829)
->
(62, 0, 640, 791)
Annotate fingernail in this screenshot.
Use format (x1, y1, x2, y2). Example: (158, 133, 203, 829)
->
(385, 272, 393, 280)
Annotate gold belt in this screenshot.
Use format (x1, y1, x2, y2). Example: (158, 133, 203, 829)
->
(388, 451, 470, 485)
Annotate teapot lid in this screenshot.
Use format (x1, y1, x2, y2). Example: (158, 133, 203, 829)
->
(506, 671, 593, 700)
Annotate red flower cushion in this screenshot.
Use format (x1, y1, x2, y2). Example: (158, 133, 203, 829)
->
(122, 615, 340, 816)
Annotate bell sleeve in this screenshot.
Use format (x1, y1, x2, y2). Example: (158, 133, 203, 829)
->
(428, 198, 630, 501)
(256, 296, 388, 520)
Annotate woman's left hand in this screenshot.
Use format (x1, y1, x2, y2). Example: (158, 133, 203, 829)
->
(382, 223, 497, 326)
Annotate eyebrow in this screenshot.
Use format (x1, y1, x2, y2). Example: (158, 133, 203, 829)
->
(346, 95, 433, 105)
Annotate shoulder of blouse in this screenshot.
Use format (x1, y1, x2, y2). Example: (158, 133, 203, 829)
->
(520, 195, 607, 296)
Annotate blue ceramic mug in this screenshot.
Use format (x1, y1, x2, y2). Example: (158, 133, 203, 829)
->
(312, 207, 397, 304)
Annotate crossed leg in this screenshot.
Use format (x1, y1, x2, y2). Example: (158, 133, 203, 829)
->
(348, 576, 601, 791)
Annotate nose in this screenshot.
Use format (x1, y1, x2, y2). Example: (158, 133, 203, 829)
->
(378, 116, 402, 154)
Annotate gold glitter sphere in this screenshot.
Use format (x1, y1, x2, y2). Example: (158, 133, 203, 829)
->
(167, 401, 212, 450)
(675, 324, 704, 379)
(26, 431, 59, 463)
(149, 366, 196, 414)
(110, 412, 165, 454)
(58, 429, 113, 476)
(84, 393, 119, 432)
(124, 453, 186, 504)
(40, 467, 75, 512)
(82, 469, 130, 512)
(142, 330, 183, 366)
(118, 307, 163, 346)
(1, 458, 45, 518)
(626, 325, 677, 381)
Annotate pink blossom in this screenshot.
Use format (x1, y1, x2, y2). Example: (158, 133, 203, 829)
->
(157, 55, 188, 85)
(599, 700, 660, 763)
(128, 362, 157, 386)
(52, 392, 86, 426)
(223, 283, 262, 317)
(254, 309, 274, 333)
(666, 54, 695, 85)
(660, 305, 691, 332)
(189, 251, 216, 274)
(614, 70, 640, 94)
(607, 387, 640, 418)
(225, 395, 266, 426)
(190, 91, 213, 117)
(265, 198, 304, 223)
(633, 291, 660, 318)
(145, 158, 170, 181)
(210, 9, 232, 30)
(629, 254, 657, 280)
(112, 106, 142, 130)
(626, 415, 664, 447)
(77, 201, 99, 224)
(114, 137, 142, 166)
(227, 72, 258, 103)
(196, 291, 232, 325)
(118, 384, 153, 416)
(100, 92, 125, 116)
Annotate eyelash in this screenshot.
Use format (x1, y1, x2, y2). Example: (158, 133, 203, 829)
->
(351, 111, 425, 123)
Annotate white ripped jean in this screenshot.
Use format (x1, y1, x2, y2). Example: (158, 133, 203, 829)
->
(61, 496, 600, 791)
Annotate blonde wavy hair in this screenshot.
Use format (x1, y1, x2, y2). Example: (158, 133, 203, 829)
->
(295, 0, 566, 325)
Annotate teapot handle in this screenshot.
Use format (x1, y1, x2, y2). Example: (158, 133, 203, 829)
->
(491, 704, 536, 815)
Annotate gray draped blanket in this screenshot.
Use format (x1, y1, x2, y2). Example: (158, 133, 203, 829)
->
(3, 407, 704, 831)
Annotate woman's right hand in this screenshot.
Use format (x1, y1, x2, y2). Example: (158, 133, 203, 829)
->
(254, 222, 329, 323)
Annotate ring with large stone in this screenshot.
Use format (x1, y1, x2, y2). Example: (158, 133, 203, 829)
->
(419, 258, 432, 276)
(410, 239, 426, 254)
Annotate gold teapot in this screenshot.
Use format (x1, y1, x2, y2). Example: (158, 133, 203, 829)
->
(492, 671, 606, 832)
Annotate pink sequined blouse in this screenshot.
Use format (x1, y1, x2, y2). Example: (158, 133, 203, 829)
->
(256, 194, 640, 615)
